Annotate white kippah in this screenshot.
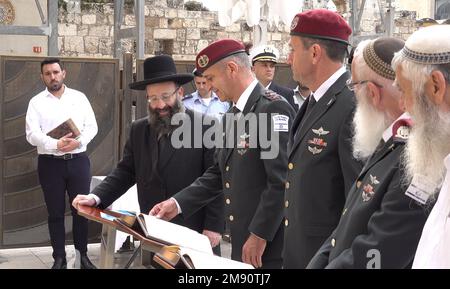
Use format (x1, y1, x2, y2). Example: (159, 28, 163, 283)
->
(401, 25, 450, 64)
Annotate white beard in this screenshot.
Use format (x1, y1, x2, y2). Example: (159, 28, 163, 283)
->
(352, 93, 391, 161)
(404, 93, 450, 195)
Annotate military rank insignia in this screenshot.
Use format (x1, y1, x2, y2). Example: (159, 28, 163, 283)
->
(237, 133, 250, 156)
(307, 127, 330, 155)
(361, 174, 380, 202)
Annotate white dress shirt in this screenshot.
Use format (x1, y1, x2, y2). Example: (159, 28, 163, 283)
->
(311, 66, 347, 103)
(412, 153, 450, 268)
(26, 85, 98, 155)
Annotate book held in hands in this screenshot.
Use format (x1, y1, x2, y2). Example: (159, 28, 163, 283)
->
(46, 118, 80, 139)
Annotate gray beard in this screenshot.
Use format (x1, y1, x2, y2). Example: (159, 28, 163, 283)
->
(403, 93, 450, 195)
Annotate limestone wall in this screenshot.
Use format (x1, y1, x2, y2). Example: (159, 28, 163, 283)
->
(57, 1, 291, 61)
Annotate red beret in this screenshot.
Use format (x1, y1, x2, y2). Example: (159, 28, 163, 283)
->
(196, 39, 246, 74)
(290, 9, 352, 45)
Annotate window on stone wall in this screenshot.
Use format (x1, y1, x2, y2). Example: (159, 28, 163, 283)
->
(155, 39, 174, 56)
(436, 0, 450, 20)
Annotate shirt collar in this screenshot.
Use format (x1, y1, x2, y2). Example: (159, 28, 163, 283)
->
(235, 79, 259, 112)
(265, 82, 272, 90)
(45, 84, 67, 98)
(193, 91, 219, 103)
(382, 112, 410, 142)
(445, 154, 450, 170)
(312, 66, 347, 102)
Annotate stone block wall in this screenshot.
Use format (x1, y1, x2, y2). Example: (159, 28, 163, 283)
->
(57, 0, 292, 61)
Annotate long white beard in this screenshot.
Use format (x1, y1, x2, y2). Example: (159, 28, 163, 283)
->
(352, 94, 391, 161)
(403, 94, 450, 195)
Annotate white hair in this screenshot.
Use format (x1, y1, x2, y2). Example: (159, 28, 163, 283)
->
(392, 51, 450, 194)
(350, 39, 398, 160)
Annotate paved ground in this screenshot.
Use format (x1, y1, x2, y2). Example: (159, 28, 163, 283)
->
(0, 239, 231, 269)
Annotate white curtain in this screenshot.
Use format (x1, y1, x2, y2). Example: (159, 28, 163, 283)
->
(218, 0, 304, 27)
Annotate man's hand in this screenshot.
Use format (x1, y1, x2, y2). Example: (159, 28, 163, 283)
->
(72, 194, 96, 210)
(58, 137, 81, 153)
(202, 230, 222, 248)
(242, 233, 267, 268)
(56, 133, 73, 150)
(149, 199, 179, 221)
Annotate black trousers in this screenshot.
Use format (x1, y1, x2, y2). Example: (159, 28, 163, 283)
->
(38, 153, 91, 259)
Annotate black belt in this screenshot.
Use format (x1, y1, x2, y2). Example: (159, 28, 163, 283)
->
(40, 152, 85, 160)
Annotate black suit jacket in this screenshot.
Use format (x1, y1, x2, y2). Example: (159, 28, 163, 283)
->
(174, 83, 295, 268)
(92, 110, 224, 234)
(307, 137, 430, 268)
(269, 82, 296, 112)
(283, 72, 363, 268)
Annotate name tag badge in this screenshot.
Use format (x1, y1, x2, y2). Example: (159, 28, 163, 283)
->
(405, 175, 435, 205)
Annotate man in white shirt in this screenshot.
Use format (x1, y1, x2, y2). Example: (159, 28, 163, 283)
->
(182, 72, 230, 120)
(392, 24, 450, 268)
(25, 58, 98, 269)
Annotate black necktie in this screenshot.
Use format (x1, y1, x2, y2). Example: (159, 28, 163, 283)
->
(304, 94, 316, 118)
(230, 106, 240, 115)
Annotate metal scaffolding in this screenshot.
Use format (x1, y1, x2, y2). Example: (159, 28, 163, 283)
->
(349, 0, 395, 43)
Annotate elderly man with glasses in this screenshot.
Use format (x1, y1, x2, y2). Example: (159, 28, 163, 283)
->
(308, 37, 430, 269)
(72, 55, 224, 256)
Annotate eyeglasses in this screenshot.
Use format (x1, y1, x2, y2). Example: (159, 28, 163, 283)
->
(147, 86, 180, 104)
(346, 78, 383, 91)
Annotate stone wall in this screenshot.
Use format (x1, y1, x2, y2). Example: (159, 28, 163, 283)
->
(56, 0, 421, 61)
(57, 0, 291, 61)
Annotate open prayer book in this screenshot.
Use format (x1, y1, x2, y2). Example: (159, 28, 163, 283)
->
(155, 245, 254, 269)
(105, 210, 253, 269)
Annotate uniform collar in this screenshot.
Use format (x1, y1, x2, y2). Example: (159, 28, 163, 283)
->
(235, 79, 259, 112)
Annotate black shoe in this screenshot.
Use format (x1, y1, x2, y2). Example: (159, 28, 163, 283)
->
(80, 255, 97, 269)
(51, 257, 67, 269)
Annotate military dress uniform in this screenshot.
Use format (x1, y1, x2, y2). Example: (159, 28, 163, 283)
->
(307, 118, 430, 268)
(176, 82, 294, 268)
(283, 71, 362, 268)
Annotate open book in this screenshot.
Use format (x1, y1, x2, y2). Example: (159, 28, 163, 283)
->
(46, 118, 80, 139)
(106, 210, 253, 269)
(155, 245, 254, 269)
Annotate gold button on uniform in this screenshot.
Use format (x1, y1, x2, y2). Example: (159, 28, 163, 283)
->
(229, 215, 234, 221)
(226, 166, 230, 172)
(225, 182, 230, 188)
(288, 163, 294, 170)
(356, 181, 362, 189)
(331, 238, 336, 247)
(285, 200, 289, 208)
(284, 219, 289, 227)
(285, 182, 290, 189)
(226, 198, 231, 204)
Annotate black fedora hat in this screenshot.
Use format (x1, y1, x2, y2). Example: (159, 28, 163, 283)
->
(129, 55, 194, 90)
